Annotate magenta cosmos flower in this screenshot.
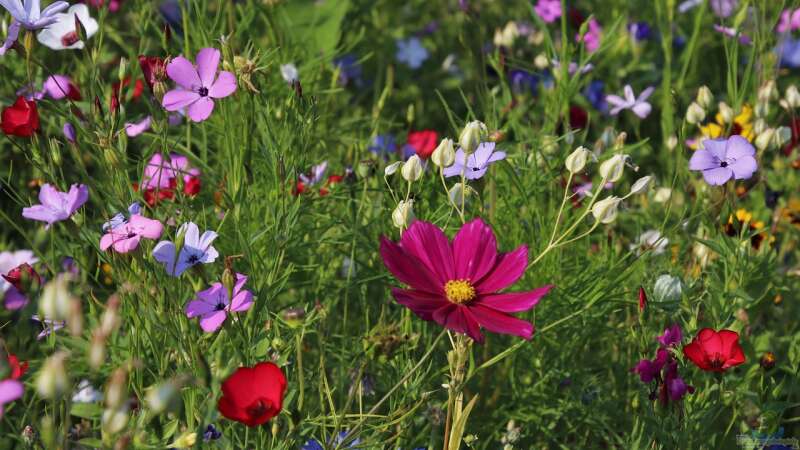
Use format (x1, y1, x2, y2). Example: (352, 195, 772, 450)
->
(689, 136, 757, 185)
(533, 0, 561, 23)
(100, 214, 164, 253)
(22, 183, 88, 226)
(185, 273, 253, 332)
(380, 218, 553, 343)
(161, 47, 237, 122)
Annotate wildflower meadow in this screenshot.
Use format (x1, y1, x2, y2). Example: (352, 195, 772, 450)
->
(1, 0, 800, 448)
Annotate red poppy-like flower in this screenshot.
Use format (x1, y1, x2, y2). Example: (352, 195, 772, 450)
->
(683, 328, 746, 372)
(217, 362, 287, 427)
(380, 218, 553, 343)
(138, 55, 167, 92)
(407, 130, 439, 159)
(2, 97, 40, 137)
(7, 354, 28, 379)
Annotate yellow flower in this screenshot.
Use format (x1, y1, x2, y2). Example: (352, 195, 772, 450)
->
(699, 105, 754, 141)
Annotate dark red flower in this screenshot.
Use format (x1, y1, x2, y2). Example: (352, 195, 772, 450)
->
(783, 117, 800, 156)
(638, 287, 647, 312)
(183, 176, 201, 196)
(2, 97, 40, 137)
(7, 353, 28, 379)
(569, 105, 588, 130)
(407, 130, 439, 159)
(683, 328, 746, 372)
(138, 56, 167, 92)
(217, 362, 287, 427)
(3, 263, 41, 292)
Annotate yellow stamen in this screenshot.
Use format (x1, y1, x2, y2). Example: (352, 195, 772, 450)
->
(444, 279, 476, 304)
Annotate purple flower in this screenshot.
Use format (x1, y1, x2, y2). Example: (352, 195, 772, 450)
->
(576, 18, 602, 53)
(368, 134, 397, 159)
(62, 122, 76, 142)
(778, 38, 800, 69)
(533, 0, 561, 23)
(42, 75, 78, 100)
(22, 183, 88, 226)
(333, 54, 362, 87)
(0, 379, 23, 418)
(710, 0, 738, 18)
(299, 161, 328, 186)
(162, 48, 237, 122)
(185, 273, 253, 332)
(657, 324, 682, 348)
(606, 85, 654, 118)
(443, 142, 506, 179)
(0, 0, 69, 55)
(152, 222, 219, 277)
(583, 80, 608, 113)
(124, 116, 152, 137)
(689, 136, 757, 185)
(509, 69, 539, 96)
(628, 21, 652, 42)
(0, 250, 37, 310)
(31, 315, 65, 340)
(102, 202, 141, 232)
(713, 25, 751, 45)
(396, 37, 429, 69)
(778, 9, 800, 34)
(203, 424, 222, 442)
(632, 348, 668, 383)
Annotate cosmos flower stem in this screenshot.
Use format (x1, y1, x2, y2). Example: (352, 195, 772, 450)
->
(335, 330, 446, 449)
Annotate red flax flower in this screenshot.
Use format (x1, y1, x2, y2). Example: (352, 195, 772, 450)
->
(380, 218, 553, 344)
(218, 362, 287, 427)
(683, 328, 745, 372)
(407, 130, 439, 159)
(1, 97, 40, 137)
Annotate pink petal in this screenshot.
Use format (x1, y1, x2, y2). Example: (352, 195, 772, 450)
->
(432, 304, 483, 342)
(452, 218, 497, 281)
(128, 215, 163, 240)
(469, 304, 534, 340)
(380, 237, 443, 295)
(0, 379, 24, 405)
(475, 285, 553, 312)
(166, 56, 201, 90)
(230, 290, 253, 312)
(195, 48, 221, 88)
(162, 89, 200, 112)
(702, 167, 733, 185)
(185, 298, 217, 317)
(187, 97, 214, 122)
(399, 221, 454, 284)
(474, 245, 528, 293)
(199, 310, 227, 332)
(391, 287, 447, 321)
(209, 71, 237, 98)
(99, 232, 115, 251)
(113, 235, 141, 253)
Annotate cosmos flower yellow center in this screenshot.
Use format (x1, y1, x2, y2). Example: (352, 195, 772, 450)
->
(444, 279, 476, 304)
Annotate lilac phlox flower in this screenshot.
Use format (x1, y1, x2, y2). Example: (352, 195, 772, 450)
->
(185, 273, 253, 332)
(161, 47, 237, 122)
(0, 0, 69, 55)
(606, 85, 654, 118)
(533, 0, 561, 23)
(100, 214, 164, 254)
(778, 9, 800, 34)
(102, 202, 141, 232)
(0, 379, 23, 418)
(710, 0, 738, 18)
(395, 37, 429, 69)
(443, 142, 506, 179)
(125, 116, 152, 137)
(657, 323, 682, 347)
(576, 18, 602, 52)
(152, 222, 218, 276)
(31, 314, 65, 339)
(22, 183, 88, 226)
(713, 25, 751, 45)
(689, 136, 757, 185)
(299, 161, 328, 186)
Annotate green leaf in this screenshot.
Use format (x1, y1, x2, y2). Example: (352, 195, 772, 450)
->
(70, 402, 102, 420)
(278, 0, 351, 58)
(448, 394, 479, 450)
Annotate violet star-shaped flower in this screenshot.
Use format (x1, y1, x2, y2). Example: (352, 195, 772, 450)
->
(185, 273, 253, 332)
(22, 183, 88, 226)
(152, 222, 219, 277)
(161, 47, 237, 122)
(689, 136, 757, 185)
(443, 142, 506, 180)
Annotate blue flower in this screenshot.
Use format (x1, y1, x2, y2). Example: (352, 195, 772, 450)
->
(628, 21, 653, 41)
(203, 424, 222, 442)
(778, 38, 800, 69)
(102, 202, 141, 232)
(508, 69, 539, 96)
(443, 142, 506, 180)
(396, 37, 429, 69)
(152, 222, 219, 277)
(368, 134, 397, 159)
(302, 431, 360, 449)
(583, 80, 608, 113)
(334, 54, 363, 86)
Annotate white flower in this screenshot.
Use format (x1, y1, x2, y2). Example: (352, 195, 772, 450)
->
(37, 4, 98, 50)
(280, 63, 298, 83)
(72, 380, 103, 403)
(653, 187, 672, 203)
(631, 230, 668, 255)
(653, 274, 684, 302)
(685, 102, 706, 124)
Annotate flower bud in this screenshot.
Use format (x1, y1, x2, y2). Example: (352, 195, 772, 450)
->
(431, 138, 455, 167)
(100, 295, 121, 337)
(39, 275, 73, 320)
(401, 155, 423, 182)
(758, 80, 776, 102)
(755, 128, 775, 151)
(168, 432, 197, 449)
(696, 86, 713, 109)
(591, 196, 621, 224)
(598, 154, 627, 182)
(785, 85, 800, 109)
(755, 101, 769, 119)
(754, 118, 767, 136)
(105, 368, 128, 410)
(102, 406, 129, 435)
(718, 102, 734, 124)
(565, 146, 590, 174)
(760, 352, 776, 371)
(281, 307, 306, 328)
(685, 102, 705, 124)
(89, 332, 106, 370)
(653, 187, 672, 203)
(666, 135, 678, 151)
(448, 182, 476, 205)
(629, 175, 652, 195)
(392, 200, 415, 229)
(146, 379, 181, 414)
(776, 126, 792, 146)
(384, 161, 402, 176)
(458, 121, 487, 154)
(653, 274, 684, 302)
(36, 352, 69, 399)
(534, 53, 549, 69)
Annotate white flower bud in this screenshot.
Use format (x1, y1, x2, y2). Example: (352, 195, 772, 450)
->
(102, 407, 129, 434)
(685, 102, 706, 124)
(565, 146, 589, 174)
(598, 154, 627, 183)
(666, 135, 678, 151)
(754, 118, 767, 136)
(755, 101, 769, 119)
(776, 126, 792, 146)
(39, 275, 73, 320)
(534, 53, 549, 69)
(384, 161, 402, 176)
(786, 85, 800, 109)
(629, 175, 652, 195)
(431, 138, 455, 167)
(401, 155, 424, 181)
(718, 102, 734, 124)
(459, 121, 487, 154)
(36, 352, 69, 399)
(653, 274, 684, 302)
(653, 187, 672, 203)
(146, 380, 181, 414)
(448, 182, 477, 205)
(755, 128, 775, 151)
(591, 196, 622, 224)
(391, 200, 415, 229)
(696, 86, 713, 109)
(758, 80, 777, 102)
